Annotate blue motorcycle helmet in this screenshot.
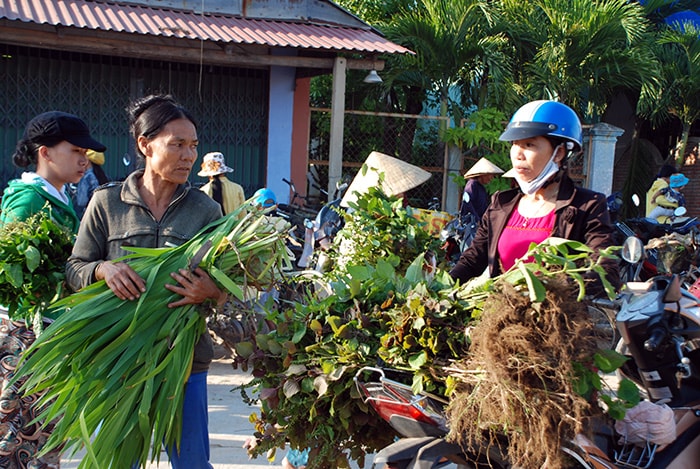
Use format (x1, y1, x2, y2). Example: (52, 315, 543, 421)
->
(499, 100, 583, 152)
(253, 188, 277, 209)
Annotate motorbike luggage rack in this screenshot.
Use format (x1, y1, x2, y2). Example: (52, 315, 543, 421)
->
(353, 366, 448, 430)
(613, 439, 658, 469)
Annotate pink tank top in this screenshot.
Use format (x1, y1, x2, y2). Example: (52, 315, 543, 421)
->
(497, 208, 556, 271)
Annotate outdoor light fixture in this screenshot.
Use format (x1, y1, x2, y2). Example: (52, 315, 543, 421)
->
(363, 69, 383, 84)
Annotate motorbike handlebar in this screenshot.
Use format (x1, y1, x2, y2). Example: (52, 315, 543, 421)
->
(644, 327, 667, 352)
(587, 296, 619, 312)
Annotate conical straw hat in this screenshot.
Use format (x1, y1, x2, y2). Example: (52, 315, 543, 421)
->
(464, 158, 505, 178)
(502, 167, 517, 178)
(341, 151, 432, 207)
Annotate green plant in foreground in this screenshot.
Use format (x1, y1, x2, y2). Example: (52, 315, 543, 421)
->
(236, 227, 634, 468)
(14, 204, 291, 468)
(327, 186, 443, 275)
(0, 209, 73, 325)
(573, 349, 641, 420)
(235, 254, 468, 469)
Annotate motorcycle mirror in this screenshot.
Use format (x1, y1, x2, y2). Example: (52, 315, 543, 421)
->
(674, 206, 687, 217)
(462, 192, 470, 204)
(621, 236, 644, 264)
(631, 194, 640, 207)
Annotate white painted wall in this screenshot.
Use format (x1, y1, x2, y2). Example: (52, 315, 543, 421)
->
(267, 61, 296, 204)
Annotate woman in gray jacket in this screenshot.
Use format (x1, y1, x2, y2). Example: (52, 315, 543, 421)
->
(66, 95, 226, 469)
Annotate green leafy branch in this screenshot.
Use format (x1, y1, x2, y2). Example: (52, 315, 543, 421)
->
(573, 349, 641, 421)
(0, 208, 74, 324)
(456, 237, 620, 304)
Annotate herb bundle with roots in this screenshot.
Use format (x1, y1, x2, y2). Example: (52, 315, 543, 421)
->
(446, 275, 601, 469)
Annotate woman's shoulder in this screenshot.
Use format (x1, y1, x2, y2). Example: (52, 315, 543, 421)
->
(1, 180, 47, 215)
(91, 180, 124, 199)
(185, 184, 224, 211)
(491, 188, 520, 205)
(572, 185, 607, 204)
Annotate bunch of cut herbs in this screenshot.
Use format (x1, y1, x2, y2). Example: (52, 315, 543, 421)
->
(0, 209, 73, 325)
(14, 205, 291, 468)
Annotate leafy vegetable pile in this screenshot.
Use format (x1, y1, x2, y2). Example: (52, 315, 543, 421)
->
(0, 209, 73, 323)
(325, 185, 443, 276)
(14, 206, 291, 468)
(237, 255, 467, 468)
(235, 190, 633, 469)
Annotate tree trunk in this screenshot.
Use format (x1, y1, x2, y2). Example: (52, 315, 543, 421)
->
(675, 121, 691, 168)
(397, 86, 425, 161)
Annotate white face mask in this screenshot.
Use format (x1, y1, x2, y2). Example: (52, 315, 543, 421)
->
(514, 144, 562, 195)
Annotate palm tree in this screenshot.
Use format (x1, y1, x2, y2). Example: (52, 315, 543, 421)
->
(495, 0, 660, 123)
(639, 21, 700, 167)
(377, 0, 509, 159)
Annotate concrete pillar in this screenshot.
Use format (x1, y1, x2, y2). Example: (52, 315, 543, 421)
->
(443, 144, 462, 214)
(328, 57, 347, 199)
(585, 122, 624, 195)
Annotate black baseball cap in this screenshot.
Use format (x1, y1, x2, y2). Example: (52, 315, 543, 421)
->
(24, 111, 106, 152)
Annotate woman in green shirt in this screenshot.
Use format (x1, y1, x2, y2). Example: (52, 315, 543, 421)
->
(0, 110, 104, 469)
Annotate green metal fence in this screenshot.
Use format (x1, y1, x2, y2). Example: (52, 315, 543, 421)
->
(0, 44, 269, 196)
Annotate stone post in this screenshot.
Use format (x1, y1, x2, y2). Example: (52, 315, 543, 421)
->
(328, 57, 347, 199)
(443, 144, 462, 214)
(585, 122, 624, 195)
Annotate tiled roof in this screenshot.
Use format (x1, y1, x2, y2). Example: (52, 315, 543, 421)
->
(0, 0, 411, 54)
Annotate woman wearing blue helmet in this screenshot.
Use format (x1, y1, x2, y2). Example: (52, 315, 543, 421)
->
(450, 100, 619, 293)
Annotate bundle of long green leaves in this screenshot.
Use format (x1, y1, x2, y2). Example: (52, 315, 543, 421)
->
(14, 205, 291, 468)
(0, 209, 73, 323)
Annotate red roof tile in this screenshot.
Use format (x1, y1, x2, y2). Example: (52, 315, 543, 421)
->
(0, 0, 411, 54)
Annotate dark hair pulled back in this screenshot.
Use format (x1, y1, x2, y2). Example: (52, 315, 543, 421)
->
(12, 133, 64, 169)
(126, 94, 197, 158)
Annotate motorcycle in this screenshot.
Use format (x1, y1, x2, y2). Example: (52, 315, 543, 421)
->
(440, 193, 479, 266)
(357, 237, 700, 469)
(615, 205, 700, 282)
(440, 213, 478, 266)
(297, 181, 348, 270)
(272, 177, 324, 264)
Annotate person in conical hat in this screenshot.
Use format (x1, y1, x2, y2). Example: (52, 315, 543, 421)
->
(460, 158, 504, 221)
(340, 151, 431, 207)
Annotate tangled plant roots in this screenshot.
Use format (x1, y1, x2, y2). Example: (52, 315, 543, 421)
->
(446, 275, 600, 469)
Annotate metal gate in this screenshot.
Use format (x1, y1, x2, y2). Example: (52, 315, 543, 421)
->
(308, 108, 450, 209)
(0, 44, 269, 195)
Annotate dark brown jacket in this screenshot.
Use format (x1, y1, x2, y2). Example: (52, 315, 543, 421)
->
(450, 174, 620, 292)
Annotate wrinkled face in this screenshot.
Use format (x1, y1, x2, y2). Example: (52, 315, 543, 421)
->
(509, 136, 564, 183)
(139, 118, 198, 185)
(40, 140, 89, 187)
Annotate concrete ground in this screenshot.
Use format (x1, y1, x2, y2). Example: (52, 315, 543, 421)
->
(60, 355, 376, 469)
(60, 357, 278, 468)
